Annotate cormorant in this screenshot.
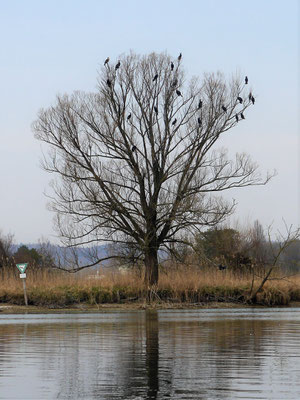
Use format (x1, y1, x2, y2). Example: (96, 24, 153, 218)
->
(251, 96, 255, 105)
(198, 99, 203, 109)
(172, 118, 177, 125)
(153, 74, 158, 82)
(178, 52, 182, 61)
(115, 61, 121, 70)
(127, 113, 132, 121)
(154, 106, 158, 114)
(237, 96, 243, 104)
(171, 62, 174, 71)
(176, 89, 182, 97)
(222, 105, 227, 112)
(245, 76, 248, 84)
(132, 146, 137, 152)
(106, 79, 111, 87)
(198, 117, 202, 126)
(104, 57, 110, 65)
(172, 78, 178, 88)
(241, 112, 245, 120)
(235, 114, 239, 122)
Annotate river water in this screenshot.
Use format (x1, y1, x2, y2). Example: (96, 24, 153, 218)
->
(0, 308, 300, 399)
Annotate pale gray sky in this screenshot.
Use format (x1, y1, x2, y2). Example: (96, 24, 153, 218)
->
(0, 0, 298, 243)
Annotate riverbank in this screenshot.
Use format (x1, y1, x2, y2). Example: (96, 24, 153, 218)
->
(1, 266, 300, 309)
(1, 301, 300, 314)
(0, 302, 243, 314)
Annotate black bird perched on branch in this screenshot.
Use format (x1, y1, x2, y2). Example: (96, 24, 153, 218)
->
(198, 117, 202, 126)
(198, 99, 203, 109)
(154, 106, 158, 114)
(115, 60, 121, 70)
(172, 118, 177, 126)
(106, 79, 112, 87)
(127, 113, 132, 121)
(251, 96, 255, 105)
(235, 114, 239, 122)
(178, 52, 182, 61)
(172, 79, 178, 88)
(153, 73, 158, 82)
(218, 264, 227, 271)
(222, 105, 227, 112)
(171, 62, 174, 71)
(237, 96, 243, 104)
(104, 57, 110, 65)
(241, 112, 245, 120)
(245, 76, 248, 84)
(132, 145, 137, 152)
(176, 89, 182, 97)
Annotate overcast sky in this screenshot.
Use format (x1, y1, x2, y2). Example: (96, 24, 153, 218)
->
(0, 0, 298, 244)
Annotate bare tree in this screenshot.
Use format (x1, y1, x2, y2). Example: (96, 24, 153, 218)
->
(33, 52, 273, 285)
(0, 231, 14, 269)
(247, 222, 300, 303)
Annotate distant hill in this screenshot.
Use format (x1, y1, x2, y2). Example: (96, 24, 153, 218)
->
(13, 243, 109, 269)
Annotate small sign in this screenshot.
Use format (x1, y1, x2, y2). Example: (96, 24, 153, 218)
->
(16, 263, 28, 273)
(19, 273, 26, 279)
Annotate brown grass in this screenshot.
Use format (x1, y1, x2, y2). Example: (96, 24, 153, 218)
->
(0, 265, 300, 307)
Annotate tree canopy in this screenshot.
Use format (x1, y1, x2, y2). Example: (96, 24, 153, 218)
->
(33, 52, 272, 284)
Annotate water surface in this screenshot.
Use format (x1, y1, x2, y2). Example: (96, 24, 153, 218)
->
(0, 308, 300, 399)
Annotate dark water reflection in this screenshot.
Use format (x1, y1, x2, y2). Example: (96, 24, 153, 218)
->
(0, 308, 300, 399)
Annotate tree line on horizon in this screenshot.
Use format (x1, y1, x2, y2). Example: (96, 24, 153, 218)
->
(1, 220, 299, 275)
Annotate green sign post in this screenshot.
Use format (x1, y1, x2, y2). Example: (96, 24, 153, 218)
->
(16, 263, 28, 306)
(16, 263, 28, 274)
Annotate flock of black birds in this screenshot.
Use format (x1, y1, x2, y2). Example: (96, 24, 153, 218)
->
(235, 113, 245, 122)
(103, 53, 254, 144)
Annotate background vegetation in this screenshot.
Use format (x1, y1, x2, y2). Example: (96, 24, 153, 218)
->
(0, 220, 299, 307)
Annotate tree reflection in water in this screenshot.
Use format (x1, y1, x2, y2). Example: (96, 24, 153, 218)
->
(0, 310, 300, 399)
(146, 310, 159, 399)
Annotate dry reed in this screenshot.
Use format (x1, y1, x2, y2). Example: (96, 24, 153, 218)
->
(0, 265, 300, 307)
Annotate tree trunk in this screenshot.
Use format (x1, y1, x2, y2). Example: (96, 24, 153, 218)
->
(144, 246, 159, 286)
(248, 265, 275, 303)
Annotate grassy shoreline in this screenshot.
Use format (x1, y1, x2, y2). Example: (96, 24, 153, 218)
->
(1, 301, 300, 315)
(0, 302, 246, 314)
(1, 266, 300, 310)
